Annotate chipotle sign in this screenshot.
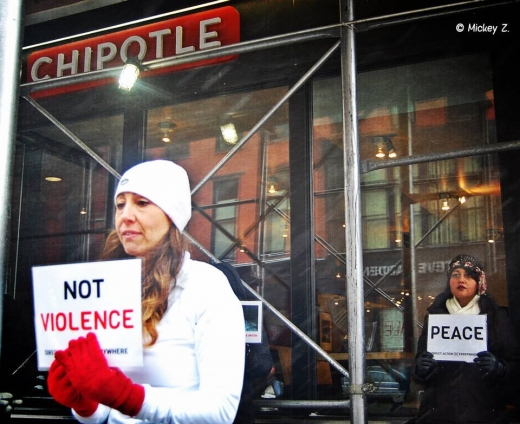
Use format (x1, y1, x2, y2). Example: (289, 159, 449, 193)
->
(26, 6, 240, 97)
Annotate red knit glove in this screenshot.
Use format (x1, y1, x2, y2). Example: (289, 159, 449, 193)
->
(55, 333, 144, 417)
(47, 360, 98, 417)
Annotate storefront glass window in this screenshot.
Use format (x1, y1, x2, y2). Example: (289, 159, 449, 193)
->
(144, 87, 292, 345)
(312, 51, 506, 411)
(9, 114, 124, 297)
(7, 2, 518, 420)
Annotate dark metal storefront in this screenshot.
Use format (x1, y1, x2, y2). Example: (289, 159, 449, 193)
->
(1, 1, 520, 422)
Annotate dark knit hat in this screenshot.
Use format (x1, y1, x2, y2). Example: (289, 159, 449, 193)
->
(447, 254, 487, 295)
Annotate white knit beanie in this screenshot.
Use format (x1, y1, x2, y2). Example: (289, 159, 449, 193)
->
(114, 160, 192, 232)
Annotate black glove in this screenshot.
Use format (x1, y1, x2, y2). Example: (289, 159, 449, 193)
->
(474, 351, 506, 379)
(416, 351, 437, 378)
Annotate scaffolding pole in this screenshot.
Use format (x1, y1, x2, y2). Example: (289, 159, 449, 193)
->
(0, 0, 24, 363)
(341, 0, 367, 422)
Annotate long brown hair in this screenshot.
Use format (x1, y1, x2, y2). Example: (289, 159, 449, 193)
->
(101, 226, 187, 346)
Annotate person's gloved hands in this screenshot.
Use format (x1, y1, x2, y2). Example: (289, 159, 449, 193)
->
(47, 360, 98, 417)
(55, 333, 144, 417)
(1, 392, 22, 414)
(474, 351, 506, 379)
(416, 351, 437, 378)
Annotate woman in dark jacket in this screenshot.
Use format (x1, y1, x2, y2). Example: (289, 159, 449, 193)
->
(413, 254, 520, 424)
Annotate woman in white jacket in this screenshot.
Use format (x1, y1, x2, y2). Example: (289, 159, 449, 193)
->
(47, 160, 245, 424)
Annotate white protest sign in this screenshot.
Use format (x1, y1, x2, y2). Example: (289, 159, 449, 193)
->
(242, 301, 263, 343)
(32, 259, 143, 371)
(427, 314, 487, 362)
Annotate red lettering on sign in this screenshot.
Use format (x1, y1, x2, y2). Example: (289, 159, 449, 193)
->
(123, 309, 134, 329)
(26, 6, 240, 97)
(109, 310, 120, 329)
(40, 309, 135, 331)
(82, 311, 92, 330)
(55, 313, 67, 331)
(41, 313, 53, 331)
(94, 310, 106, 328)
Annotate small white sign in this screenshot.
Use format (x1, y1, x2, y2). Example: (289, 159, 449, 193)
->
(427, 314, 487, 362)
(32, 259, 143, 371)
(242, 301, 262, 343)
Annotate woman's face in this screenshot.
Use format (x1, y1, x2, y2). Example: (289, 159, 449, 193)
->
(449, 268, 478, 307)
(115, 192, 171, 257)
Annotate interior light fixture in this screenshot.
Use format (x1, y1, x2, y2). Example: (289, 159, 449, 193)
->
(487, 229, 502, 244)
(220, 122, 239, 145)
(373, 136, 385, 158)
(386, 138, 397, 158)
(375, 146, 386, 158)
(159, 121, 176, 143)
(45, 176, 62, 182)
(458, 196, 467, 204)
(440, 193, 450, 211)
(267, 177, 279, 195)
(118, 58, 143, 91)
(80, 207, 87, 215)
(373, 135, 397, 159)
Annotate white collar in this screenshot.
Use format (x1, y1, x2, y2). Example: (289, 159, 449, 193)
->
(446, 295, 480, 315)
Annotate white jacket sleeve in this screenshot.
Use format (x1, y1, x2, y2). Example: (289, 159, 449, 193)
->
(134, 276, 246, 423)
(71, 404, 110, 423)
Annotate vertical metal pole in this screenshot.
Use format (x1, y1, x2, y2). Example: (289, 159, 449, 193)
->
(407, 85, 420, 345)
(257, 131, 269, 298)
(340, 0, 367, 422)
(0, 0, 24, 362)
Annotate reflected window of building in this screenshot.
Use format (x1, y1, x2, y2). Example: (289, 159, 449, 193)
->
(362, 189, 390, 250)
(212, 178, 239, 260)
(321, 140, 345, 254)
(264, 168, 290, 256)
(264, 197, 290, 255)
